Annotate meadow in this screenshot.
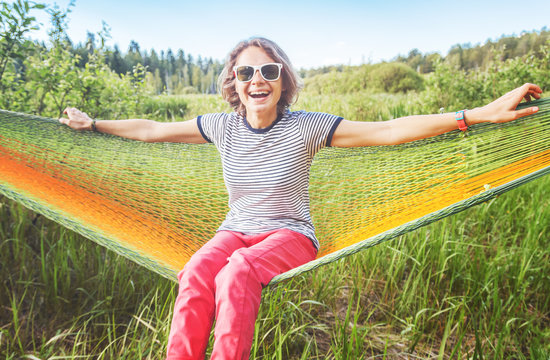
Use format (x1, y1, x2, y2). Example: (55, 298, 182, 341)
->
(1, 90, 549, 359)
(1, 4, 549, 356)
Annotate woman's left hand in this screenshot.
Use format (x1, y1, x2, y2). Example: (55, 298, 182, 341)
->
(468, 83, 543, 125)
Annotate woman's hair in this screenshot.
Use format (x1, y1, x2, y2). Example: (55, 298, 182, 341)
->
(218, 37, 303, 116)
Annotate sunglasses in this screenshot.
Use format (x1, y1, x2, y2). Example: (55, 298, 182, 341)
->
(233, 63, 283, 82)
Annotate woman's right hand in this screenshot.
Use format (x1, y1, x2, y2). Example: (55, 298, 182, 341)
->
(59, 107, 93, 131)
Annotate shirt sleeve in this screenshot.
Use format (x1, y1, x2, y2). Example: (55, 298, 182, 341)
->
(196, 113, 230, 145)
(296, 111, 343, 157)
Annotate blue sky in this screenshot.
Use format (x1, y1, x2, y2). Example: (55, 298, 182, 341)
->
(24, 0, 550, 69)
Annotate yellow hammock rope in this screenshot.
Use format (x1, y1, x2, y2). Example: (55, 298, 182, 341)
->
(0, 98, 549, 285)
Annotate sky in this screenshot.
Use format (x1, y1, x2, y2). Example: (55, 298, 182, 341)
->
(21, 0, 550, 69)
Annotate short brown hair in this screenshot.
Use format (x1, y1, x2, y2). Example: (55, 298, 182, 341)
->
(218, 37, 303, 116)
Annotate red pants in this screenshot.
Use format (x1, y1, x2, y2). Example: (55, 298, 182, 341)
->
(166, 228, 317, 360)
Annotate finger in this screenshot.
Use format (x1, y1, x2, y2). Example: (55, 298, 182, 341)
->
(528, 89, 542, 100)
(499, 85, 526, 103)
(528, 83, 543, 94)
(514, 106, 539, 119)
(523, 89, 542, 103)
(65, 107, 77, 117)
(507, 84, 538, 105)
(521, 83, 543, 98)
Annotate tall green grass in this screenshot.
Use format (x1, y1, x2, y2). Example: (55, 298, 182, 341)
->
(139, 90, 421, 123)
(142, 94, 231, 122)
(1, 175, 548, 359)
(253, 174, 549, 359)
(1, 92, 549, 359)
(0, 199, 175, 358)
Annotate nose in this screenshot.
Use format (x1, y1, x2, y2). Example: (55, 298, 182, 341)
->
(250, 69, 265, 84)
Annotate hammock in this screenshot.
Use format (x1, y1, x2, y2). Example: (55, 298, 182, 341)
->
(1, 98, 549, 285)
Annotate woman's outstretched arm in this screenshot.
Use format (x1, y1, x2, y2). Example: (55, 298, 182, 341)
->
(331, 83, 543, 148)
(59, 107, 207, 144)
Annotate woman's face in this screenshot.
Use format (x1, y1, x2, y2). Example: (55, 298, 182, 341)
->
(234, 46, 283, 122)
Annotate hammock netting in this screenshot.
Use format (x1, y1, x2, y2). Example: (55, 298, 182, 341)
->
(1, 98, 549, 285)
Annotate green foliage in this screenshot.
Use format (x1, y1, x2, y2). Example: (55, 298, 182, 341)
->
(141, 95, 189, 122)
(117, 46, 223, 95)
(420, 41, 550, 113)
(393, 48, 443, 74)
(295, 91, 421, 122)
(0, 1, 221, 117)
(369, 62, 425, 93)
(0, 0, 44, 93)
(0, 2, 147, 119)
(0, 197, 175, 358)
(303, 62, 424, 95)
(21, 47, 147, 118)
(181, 94, 232, 117)
(395, 28, 550, 73)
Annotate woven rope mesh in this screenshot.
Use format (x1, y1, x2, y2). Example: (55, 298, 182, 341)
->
(1, 98, 549, 283)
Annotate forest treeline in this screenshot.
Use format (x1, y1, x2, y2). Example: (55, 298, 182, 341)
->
(301, 28, 550, 77)
(68, 27, 550, 95)
(1, 0, 549, 119)
(301, 28, 550, 95)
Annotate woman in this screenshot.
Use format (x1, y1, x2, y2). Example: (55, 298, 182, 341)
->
(60, 37, 542, 360)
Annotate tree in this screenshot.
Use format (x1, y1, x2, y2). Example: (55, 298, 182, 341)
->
(146, 49, 160, 73)
(125, 40, 143, 69)
(107, 44, 127, 74)
(0, 0, 45, 89)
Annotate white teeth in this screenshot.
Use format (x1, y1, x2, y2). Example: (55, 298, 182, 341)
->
(249, 91, 269, 96)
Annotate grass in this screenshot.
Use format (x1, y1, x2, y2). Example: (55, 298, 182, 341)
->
(1, 173, 548, 359)
(0, 198, 175, 358)
(138, 90, 420, 123)
(256, 173, 550, 359)
(1, 92, 549, 359)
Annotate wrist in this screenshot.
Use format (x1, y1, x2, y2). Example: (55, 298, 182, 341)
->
(462, 107, 485, 126)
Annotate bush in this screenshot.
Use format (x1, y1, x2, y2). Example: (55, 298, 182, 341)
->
(368, 62, 424, 93)
(420, 41, 550, 113)
(303, 62, 424, 95)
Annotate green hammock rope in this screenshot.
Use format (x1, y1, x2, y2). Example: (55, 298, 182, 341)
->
(0, 97, 549, 285)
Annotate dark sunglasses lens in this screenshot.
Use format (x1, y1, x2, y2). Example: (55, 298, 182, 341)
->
(261, 64, 280, 80)
(236, 66, 254, 81)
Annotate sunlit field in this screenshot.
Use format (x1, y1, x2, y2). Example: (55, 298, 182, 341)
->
(1, 91, 548, 359)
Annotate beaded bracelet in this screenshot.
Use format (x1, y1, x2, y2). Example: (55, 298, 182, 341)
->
(91, 119, 97, 132)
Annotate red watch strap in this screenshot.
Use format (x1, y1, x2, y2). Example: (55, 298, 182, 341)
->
(456, 110, 468, 131)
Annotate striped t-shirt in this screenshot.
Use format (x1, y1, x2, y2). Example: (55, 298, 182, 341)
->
(197, 110, 343, 249)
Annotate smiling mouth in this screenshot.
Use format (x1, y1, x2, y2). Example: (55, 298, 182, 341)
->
(249, 91, 270, 99)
